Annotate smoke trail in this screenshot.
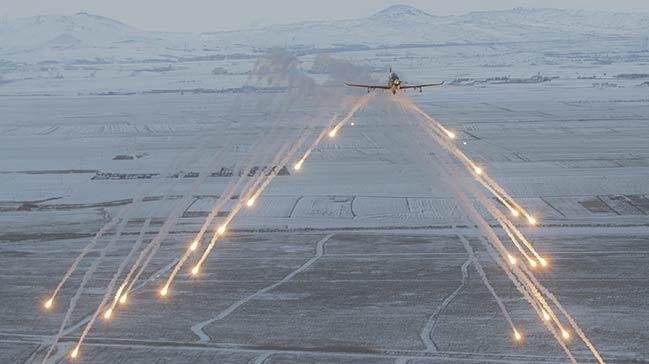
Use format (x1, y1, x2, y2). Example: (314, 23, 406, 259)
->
(44, 176, 202, 361)
(454, 230, 516, 330)
(443, 142, 581, 356)
(436, 155, 578, 363)
(68, 214, 153, 360)
(330, 93, 373, 135)
(521, 266, 606, 364)
(310, 54, 377, 88)
(396, 99, 547, 266)
(45, 187, 142, 306)
(40, 49, 330, 360)
(163, 53, 373, 287)
(164, 93, 366, 288)
(162, 91, 348, 289)
(394, 100, 579, 361)
(294, 113, 339, 169)
(393, 97, 537, 224)
(127, 50, 335, 295)
(42, 210, 132, 363)
(109, 215, 152, 307)
(123, 49, 328, 298)
(192, 106, 344, 271)
(460, 173, 578, 356)
(66, 137, 234, 357)
(163, 141, 295, 287)
(42, 80, 245, 309)
(192, 126, 316, 272)
(245, 126, 315, 203)
(407, 103, 547, 265)
(44, 128, 235, 361)
(59, 51, 376, 356)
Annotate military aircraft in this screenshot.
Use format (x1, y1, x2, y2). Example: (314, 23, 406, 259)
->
(345, 68, 444, 95)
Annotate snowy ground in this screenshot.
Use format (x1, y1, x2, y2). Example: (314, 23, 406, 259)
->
(1, 29, 649, 363)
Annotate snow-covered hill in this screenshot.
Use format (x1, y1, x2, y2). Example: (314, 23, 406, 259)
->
(0, 12, 152, 50)
(204, 5, 649, 48)
(0, 12, 197, 63)
(0, 5, 648, 63)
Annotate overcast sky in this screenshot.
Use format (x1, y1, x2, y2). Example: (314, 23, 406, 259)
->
(3, 0, 649, 32)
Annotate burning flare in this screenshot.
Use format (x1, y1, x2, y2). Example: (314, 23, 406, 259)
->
(539, 257, 548, 267)
(514, 329, 523, 342)
(246, 197, 255, 207)
(217, 225, 226, 235)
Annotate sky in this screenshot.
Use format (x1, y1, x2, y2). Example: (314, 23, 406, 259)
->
(2, 0, 649, 32)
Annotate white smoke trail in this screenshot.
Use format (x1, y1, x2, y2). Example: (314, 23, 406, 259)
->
(168, 94, 372, 286)
(410, 106, 573, 329)
(45, 185, 146, 306)
(43, 130, 235, 361)
(67, 214, 153, 359)
(397, 100, 579, 362)
(108, 216, 153, 309)
(439, 159, 578, 363)
(161, 96, 349, 288)
(42, 209, 132, 363)
(163, 141, 294, 287)
(454, 230, 516, 329)
(393, 97, 537, 224)
(125, 51, 352, 297)
(521, 265, 606, 364)
(192, 126, 317, 272)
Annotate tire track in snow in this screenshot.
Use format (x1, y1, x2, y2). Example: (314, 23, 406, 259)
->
(454, 225, 517, 338)
(251, 352, 273, 364)
(420, 257, 471, 352)
(191, 233, 333, 342)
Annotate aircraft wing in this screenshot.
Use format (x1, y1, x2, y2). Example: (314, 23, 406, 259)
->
(344, 83, 391, 90)
(399, 81, 445, 89)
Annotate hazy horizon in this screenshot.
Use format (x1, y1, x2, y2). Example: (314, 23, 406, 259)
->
(3, 0, 649, 33)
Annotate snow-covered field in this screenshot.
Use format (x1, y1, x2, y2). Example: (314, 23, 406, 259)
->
(1, 5, 648, 364)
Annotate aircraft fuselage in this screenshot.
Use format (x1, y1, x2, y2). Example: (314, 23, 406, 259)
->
(388, 72, 402, 95)
(344, 68, 443, 94)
